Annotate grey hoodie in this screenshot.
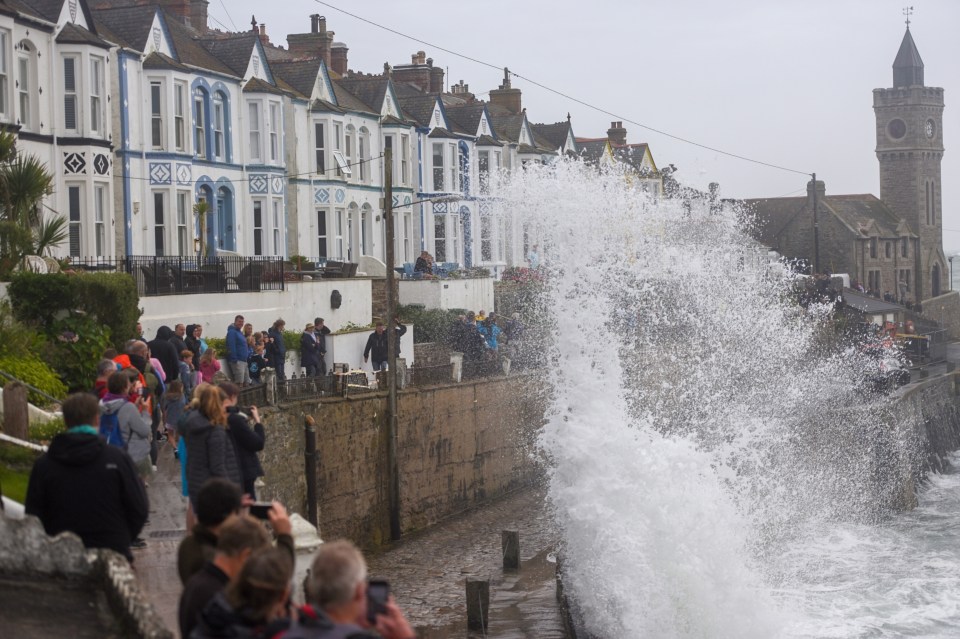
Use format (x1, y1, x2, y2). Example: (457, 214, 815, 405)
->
(100, 397, 152, 464)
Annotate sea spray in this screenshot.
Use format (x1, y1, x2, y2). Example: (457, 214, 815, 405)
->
(493, 160, 918, 636)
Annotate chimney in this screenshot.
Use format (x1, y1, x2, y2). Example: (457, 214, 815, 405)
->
(415, 50, 426, 65)
(429, 65, 445, 93)
(188, 0, 209, 33)
(451, 80, 474, 100)
(391, 52, 432, 91)
(489, 67, 522, 115)
(607, 121, 627, 146)
(331, 43, 349, 76)
(807, 178, 825, 208)
(287, 14, 335, 66)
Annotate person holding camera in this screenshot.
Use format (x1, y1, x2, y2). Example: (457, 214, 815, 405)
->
(281, 539, 415, 639)
(220, 382, 265, 500)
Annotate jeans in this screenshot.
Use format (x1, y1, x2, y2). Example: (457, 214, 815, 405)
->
(372, 360, 388, 372)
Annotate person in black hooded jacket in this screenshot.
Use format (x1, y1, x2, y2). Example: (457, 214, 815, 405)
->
(25, 392, 149, 561)
(220, 382, 265, 499)
(149, 325, 181, 382)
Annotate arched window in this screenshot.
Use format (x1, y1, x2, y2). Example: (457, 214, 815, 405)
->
(16, 40, 37, 130)
(194, 87, 210, 159)
(213, 92, 226, 161)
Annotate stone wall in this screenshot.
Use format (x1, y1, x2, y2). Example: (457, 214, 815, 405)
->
(258, 374, 545, 547)
(919, 291, 960, 341)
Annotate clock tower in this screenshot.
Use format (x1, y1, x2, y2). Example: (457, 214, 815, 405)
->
(873, 26, 947, 299)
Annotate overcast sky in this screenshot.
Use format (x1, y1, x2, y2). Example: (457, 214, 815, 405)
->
(210, 0, 960, 250)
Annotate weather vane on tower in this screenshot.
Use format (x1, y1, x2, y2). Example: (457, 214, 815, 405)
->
(903, 6, 913, 29)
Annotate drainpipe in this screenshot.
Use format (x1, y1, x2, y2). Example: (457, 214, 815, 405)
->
(304, 415, 318, 528)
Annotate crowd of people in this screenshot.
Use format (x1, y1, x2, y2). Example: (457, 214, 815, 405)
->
(449, 310, 524, 363)
(24, 349, 418, 637)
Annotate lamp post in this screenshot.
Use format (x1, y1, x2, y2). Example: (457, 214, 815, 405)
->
(949, 254, 956, 292)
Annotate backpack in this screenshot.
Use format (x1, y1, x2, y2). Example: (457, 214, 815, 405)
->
(99, 410, 126, 449)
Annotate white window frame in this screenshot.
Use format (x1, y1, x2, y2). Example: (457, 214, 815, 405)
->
(432, 143, 444, 191)
(332, 149, 351, 175)
(335, 208, 345, 259)
(434, 213, 446, 261)
(448, 143, 457, 194)
(344, 126, 354, 181)
(63, 55, 79, 132)
(481, 214, 493, 262)
(358, 130, 367, 183)
(253, 199, 264, 256)
(89, 56, 104, 135)
(400, 134, 410, 185)
(314, 122, 326, 173)
(317, 208, 328, 259)
(68, 184, 83, 257)
(0, 30, 8, 120)
(194, 94, 206, 158)
(94, 184, 107, 257)
(177, 191, 189, 255)
(17, 48, 30, 128)
(269, 101, 280, 162)
(334, 122, 343, 177)
(272, 199, 282, 256)
(174, 82, 186, 151)
(248, 101, 261, 162)
(213, 95, 225, 161)
(150, 81, 164, 149)
(153, 191, 166, 256)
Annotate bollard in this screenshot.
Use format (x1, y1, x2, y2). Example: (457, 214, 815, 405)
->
(304, 415, 318, 528)
(502, 530, 520, 571)
(2, 382, 28, 440)
(466, 579, 490, 631)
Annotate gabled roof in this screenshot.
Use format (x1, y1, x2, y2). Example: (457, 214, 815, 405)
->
(243, 77, 285, 96)
(398, 94, 441, 127)
(443, 103, 487, 136)
(487, 109, 525, 143)
(476, 134, 503, 147)
(743, 193, 910, 248)
(331, 81, 377, 114)
(336, 75, 391, 114)
(531, 121, 572, 151)
(271, 59, 324, 100)
(576, 138, 611, 165)
(310, 99, 346, 114)
(163, 14, 236, 77)
(56, 21, 112, 48)
(427, 127, 458, 139)
(613, 143, 657, 173)
(90, 5, 155, 51)
(893, 28, 924, 87)
(142, 51, 189, 72)
(24, 0, 67, 22)
(197, 32, 261, 78)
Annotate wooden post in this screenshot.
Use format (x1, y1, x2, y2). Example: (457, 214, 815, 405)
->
(3, 382, 28, 440)
(304, 415, 318, 528)
(502, 529, 520, 571)
(466, 579, 490, 631)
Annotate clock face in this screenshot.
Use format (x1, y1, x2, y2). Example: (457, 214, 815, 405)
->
(925, 119, 936, 138)
(888, 119, 907, 139)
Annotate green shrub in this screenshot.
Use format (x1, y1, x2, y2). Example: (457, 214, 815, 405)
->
(398, 305, 460, 345)
(8, 272, 75, 326)
(42, 312, 112, 393)
(27, 416, 66, 443)
(71, 273, 140, 348)
(0, 300, 44, 358)
(206, 337, 227, 354)
(0, 355, 68, 405)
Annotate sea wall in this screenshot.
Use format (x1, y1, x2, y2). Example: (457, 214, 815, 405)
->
(898, 370, 960, 473)
(257, 374, 546, 547)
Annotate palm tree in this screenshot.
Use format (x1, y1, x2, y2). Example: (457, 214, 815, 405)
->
(0, 131, 64, 277)
(193, 199, 210, 259)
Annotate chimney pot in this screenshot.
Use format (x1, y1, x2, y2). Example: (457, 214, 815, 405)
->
(427, 57, 433, 67)
(311, 14, 318, 33)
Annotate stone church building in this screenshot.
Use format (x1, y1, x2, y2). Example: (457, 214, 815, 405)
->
(745, 27, 947, 303)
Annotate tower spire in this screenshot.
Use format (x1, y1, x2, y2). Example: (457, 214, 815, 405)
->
(892, 22, 924, 87)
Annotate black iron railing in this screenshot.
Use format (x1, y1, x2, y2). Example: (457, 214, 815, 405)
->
(237, 383, 269, 407)
(66, 256, 286, 297)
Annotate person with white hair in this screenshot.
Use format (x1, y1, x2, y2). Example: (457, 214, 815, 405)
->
(280, 539, 415, 639)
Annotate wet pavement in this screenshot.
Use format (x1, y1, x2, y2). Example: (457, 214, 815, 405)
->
(366, 486, 565, 638)
(132, 440, 565, 638)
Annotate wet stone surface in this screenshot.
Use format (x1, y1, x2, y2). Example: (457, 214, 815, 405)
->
(0, 574, 123, 637)
(366, 486, 566, 638)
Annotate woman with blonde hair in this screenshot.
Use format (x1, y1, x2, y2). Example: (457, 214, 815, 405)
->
(184, 384, 241, 508)
(199, 347, 222, 383)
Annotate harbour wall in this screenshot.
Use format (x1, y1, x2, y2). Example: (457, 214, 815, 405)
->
(256, 374, 546, 547)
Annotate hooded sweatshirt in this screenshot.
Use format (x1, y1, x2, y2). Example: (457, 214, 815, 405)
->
(100, 394, 152, 464)
(149, 325, 181, 382)
(184, 410, 242, 505)
(25, 429, 148, 560)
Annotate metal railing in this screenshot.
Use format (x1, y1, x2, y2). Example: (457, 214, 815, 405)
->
(66, 255, 286, 297)
(409, 363, 454, 386)
(237, 382, 268, 407)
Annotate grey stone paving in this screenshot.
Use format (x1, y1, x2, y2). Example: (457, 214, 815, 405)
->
(366, 486, 566, 638)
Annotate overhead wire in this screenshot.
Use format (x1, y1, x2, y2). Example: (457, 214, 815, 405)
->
(312, 0, 813, 177)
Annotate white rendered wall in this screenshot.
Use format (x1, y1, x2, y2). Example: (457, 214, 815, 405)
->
(140, 279, 372, 340)
(398, 278, 494, 314)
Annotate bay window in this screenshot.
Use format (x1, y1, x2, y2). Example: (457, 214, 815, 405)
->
(63, 56, 78, 131)
(90, 57, 104, 134)
(150, 81, 163, 148)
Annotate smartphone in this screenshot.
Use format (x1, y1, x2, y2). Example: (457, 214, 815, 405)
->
(140, 387, 150, 399)
(248, 502, 272, 520)
(366, 579, 390, 624)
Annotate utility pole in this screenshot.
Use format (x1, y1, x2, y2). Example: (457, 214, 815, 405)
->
(811, 172, 820, 275)
(384, 147, 401, 541)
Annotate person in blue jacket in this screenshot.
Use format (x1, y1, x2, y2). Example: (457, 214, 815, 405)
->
(225, 315, 251, 386)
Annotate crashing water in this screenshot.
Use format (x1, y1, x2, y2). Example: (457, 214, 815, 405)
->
(491, 160, 952, 637)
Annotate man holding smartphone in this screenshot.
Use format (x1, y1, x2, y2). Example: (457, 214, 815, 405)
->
(288, 540, 415, 639)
